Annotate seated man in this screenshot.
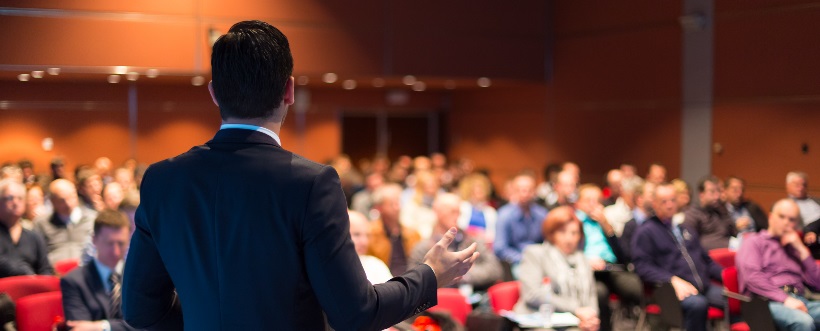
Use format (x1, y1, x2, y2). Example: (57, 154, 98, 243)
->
(61, 209, 136, 331)
(33, 179, 97, 264)
(723, 176, 767, 234)
(0, 179, 52, 277)
(410, 193, 501, 291)
(348, 210, 392, 284)
(368, 183, 421, 276)
(683, 176, 737, 251)
(737, 199, 820, 331)
(632, 182, 724, 331)
(494, 174, 548, 273)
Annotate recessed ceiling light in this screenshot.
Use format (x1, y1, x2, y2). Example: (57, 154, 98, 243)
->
(47, 68, 60, 76)
(412, 81, 426, 92)
(114, 66, 128, 75)
(31, 71, 44, 79)
(342, 79, 357, 90)
(323, 73, 338, 84)
(477, 77, 491, 87)
(108, 75, 121, 83)
(18, 74, 30, 82)
(126, 72, 139, 81)
(146, 69, 159, 78)
(191, 76, 205, 86)
(402, 75, 416, 86)
(372, 78, 385, 88)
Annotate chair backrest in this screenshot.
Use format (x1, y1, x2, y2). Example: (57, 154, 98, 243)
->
(428, 288, 471, 325)
(708, 248, 736, 268)
(53, 259, 80, 276)
(722, 266, 741, 315)
(15, 291, 63, 331)
(487, 281, 519, 313)
(0, 276, 60, 302)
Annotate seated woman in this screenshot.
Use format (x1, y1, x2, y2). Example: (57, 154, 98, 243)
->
(514, 206, 600, 331)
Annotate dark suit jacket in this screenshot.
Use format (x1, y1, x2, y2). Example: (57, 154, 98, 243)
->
(122, 129, 437, 331)
(61, 261, 135, 331)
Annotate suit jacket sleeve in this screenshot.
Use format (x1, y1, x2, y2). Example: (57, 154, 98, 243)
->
(61, 276, 94, 322)
(122, 169, 184, 331)
(302, 166, 436, 331)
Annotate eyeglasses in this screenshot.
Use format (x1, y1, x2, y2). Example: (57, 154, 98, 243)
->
(0, 195, 24, 202)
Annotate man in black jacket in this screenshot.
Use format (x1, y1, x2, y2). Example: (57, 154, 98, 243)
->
(122, 20, 477, 331)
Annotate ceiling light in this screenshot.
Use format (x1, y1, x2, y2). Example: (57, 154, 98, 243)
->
(412, 81, 426, 92)
(146, 69, 159, 78)
(47, 68, 60, 75)
(31, 71, 44, 79)
(191, 76, 205, 86)
(108, 75, 121, 83)
(402, 75, 416, 85)
(296, 76, 309, 85)
(342, 80, 357, 90)
(477, 77, 491, 87)
(323, 73, 338, 83)
(18, 74, 30, 82)
(372, 78, 385, 88)
(114, 66, 128, 75)
(126, 72, 139, 81)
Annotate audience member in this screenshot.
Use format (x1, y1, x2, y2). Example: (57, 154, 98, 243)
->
(632, 182, 724, 331)
(77, 167, 104, 211)
(410, 193, 501, 291)
(94, 157, 114, 186)
(545, 170, 578, 210)
(736, 199, 820, 331)
(645, 163, 667, 185)
(368, 183, 421, 276)
(575, 184, 641, 331)
(400, 170, 440, 239)
(113, 168, 136, 194)
(515, 206, 600, 331)
(456, 173, 498, 244)
(494, 173, 548, 269)
(348, 210, 392, 284)
(787, 172, 820, 227)
(603, 169, 623, 207)
(683, 176, 736, 251)
(61, 209, 135, 331)
(102, 182, 125, 211)
(723, 176, 767, 234)
(350, 172, 385, 219)
(0, 179, 52, 277)
(23, 184, 46, 229)
(619, 181, 655, 261)
(671, 179, 691, 214)
(603, 173, 642, 236)
(33, 179, 96, 264)
(536, 163, 562, 207)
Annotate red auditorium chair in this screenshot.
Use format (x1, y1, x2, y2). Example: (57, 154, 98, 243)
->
(53, 258, 80, 276)
(15, 291, 63, 331)
(487, 281, 520, 313)
(428, 288, 472, 325)
(0, 275, 60, 302)
(709, 248, 737, 268)
(722, 266, 777, 331)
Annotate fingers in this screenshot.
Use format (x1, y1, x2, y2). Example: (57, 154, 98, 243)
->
(436, 227, 457, 249)
(452, 242, 478, 261)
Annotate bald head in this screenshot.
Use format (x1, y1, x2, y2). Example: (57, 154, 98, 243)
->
(767, 199, 800, 237)
(433, 193, 462, 231)
(50, 179, 79, 217)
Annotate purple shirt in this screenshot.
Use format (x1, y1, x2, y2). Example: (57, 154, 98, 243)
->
(736, 230, 820, 302)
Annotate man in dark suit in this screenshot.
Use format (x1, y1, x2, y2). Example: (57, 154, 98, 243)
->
(122, 20, 477, 331)
(61, 209, 135, 331)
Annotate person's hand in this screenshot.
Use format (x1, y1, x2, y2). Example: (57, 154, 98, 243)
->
(782, 230, 811, 260)
(66, 320, 103, 331)
(784, 296, 808, 313)
(670, 276, 699, 301)
(735, 217, 751, 231)
(423, 227, 479, 287)
(805, 232, 817, 245)
(588, 205, 614, 236)
(588, 258, 607, 271)
(574, 307, 600, 331)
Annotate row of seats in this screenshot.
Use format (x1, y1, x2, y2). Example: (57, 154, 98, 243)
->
(0, 275, 65, 331)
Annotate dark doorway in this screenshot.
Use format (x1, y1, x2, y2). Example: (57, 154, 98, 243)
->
(341, 111, 442, 165)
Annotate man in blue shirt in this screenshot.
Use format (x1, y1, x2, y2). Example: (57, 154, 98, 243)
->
(494, 173, 548, 278)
